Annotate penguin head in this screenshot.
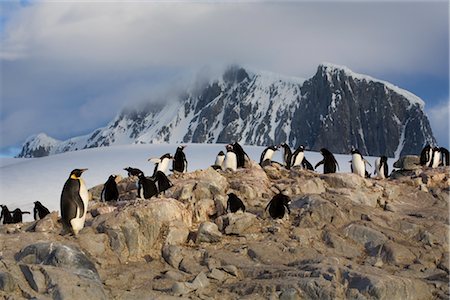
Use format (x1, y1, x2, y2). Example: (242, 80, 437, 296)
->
(177, 145, 187, 151)
(297, 145, 305, 152)
(70, 168, 87, 179)
(351, 148, 361, 155)
(226, 144, 234, 152)
(217, 151, 225, 156)
(268, 145, 278, 151)
(160, 153, 174, 160)
(34, 201, 41, 206)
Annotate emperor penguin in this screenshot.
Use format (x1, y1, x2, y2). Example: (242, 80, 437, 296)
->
(60, 168, 89, 235)
(223, 144, 238, 172)
(279, 143, 292, 169)
(137, 172, 158, 199)
(173, 145, 188, 173)
(0, 205, 14, 224)
(351, 148, 366, 177)
(232, 142, 249, 168)
(260, 145, 278, 167)
(420, 145, 433, 166)
(33, 201, 50, 220)
(265, 193, 291, 219)
(226, 193, 246, 213)
(430, 147, 441, 168)
(315, 148, 339, 174)
(375, 156, 389, 179)
(149, 153, 174, 176)
(440, 147, 449, 166)
(11, 209, 30, 223)
(101, 175, 119, 202)
(212, 151, 225, 170)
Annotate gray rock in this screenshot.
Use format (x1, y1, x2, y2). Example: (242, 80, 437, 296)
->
(34, 211, 59, 233)
(343, 224, 388, 251)
(0, 272, 16, 293)
(196, 222, 222, 243)
(165, 221, 189, 246)
(186, 272, 210, 290)
(162, 245, 184, 269)
(172, 281, 192, 296)
(279, 288, 301, 300)
(207, 268, 227, 282)
(216, 212, 259, 235)
(320, 173, 370, 189)
(221, 265, 240, 277)
(393, 155, 421, 170)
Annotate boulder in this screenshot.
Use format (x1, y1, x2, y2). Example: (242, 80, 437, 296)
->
(393, 155, 421, 170)
(216, 212, 260, 235)
(196, 222, 222, 243)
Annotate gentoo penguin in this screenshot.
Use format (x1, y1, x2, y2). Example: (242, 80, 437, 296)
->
(279, 143, 292, 169)
(124, 167, 143, 177)
(315, 148, 339, 174)
(291, 145, 314, 170)
(440, 147, 449, 166)
(137, 172, 158, 199)
(11, 209, 30, 223)
(149, 153, 173, 176)
(33, 201, 50, 220)
(420, 145, 433, 166)
(173, 145, 188, 173)
(233, 142, 249, 168)
(154, 171, 173, 195)
(212, 151, 225, 170)
(374, 156, 389, 179)
(0, 205, 13, 224)
(260, 145, 278, 167)
(60, 168, 89, 235)
(265, 193, 291, 219)
(101, 175, 119, 202)
(226, 193, 246, 213)
(351, 148, 366, 177)
(430, 147, 441, 168)
(222, 144, 238, 172)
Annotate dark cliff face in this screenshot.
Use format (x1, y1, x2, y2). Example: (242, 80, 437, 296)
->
(18, 64, 436, 158)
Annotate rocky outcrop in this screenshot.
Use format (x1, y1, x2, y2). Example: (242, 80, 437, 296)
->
(0, 164, 448, 299)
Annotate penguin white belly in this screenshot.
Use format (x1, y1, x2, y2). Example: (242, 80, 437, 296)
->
(432, 152, 441, 168)
(262, 149, 275, 162)
(215, 156, 224, 168)
(71, 179, 89, 234)
(157, 158, 171, 175)
(292, 152, 304, 167)
(352, 154, 365, 177)
(223, 152, 237, 172)
(374, 158, 384, 179)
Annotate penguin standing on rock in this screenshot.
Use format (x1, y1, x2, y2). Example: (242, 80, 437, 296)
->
(154, 171, 173, 195)
(265, 193, 291, 219)
(291, 145, 314, 170)
(212, 151, 225, 170)
(33, 201, 50, 220)
(440, 147, 449, 166)
(60, 169, 89, 235)
(173, 145, 188, 173)
(226, 193, 246, 213)
(0, 205, 13, 224)
(430, 147, 441, 168)
(149, 153, 174, 176)
(11, 209, 30, 223)
(101, 175, 119, 202)
(420, 145, 433, 166)
(315, 148, 339, 174)
(260, 146, 278, 167)
(222, 144, 238, 172)
(350, 148, 366, 177)
(233, 142, 249, 168)
(279, 143, 292, 169)
(375, 156, 389, 179)
(137, 172, 158, 199)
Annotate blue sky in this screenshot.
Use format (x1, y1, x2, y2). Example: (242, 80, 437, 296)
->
(0, 1, 448, 157)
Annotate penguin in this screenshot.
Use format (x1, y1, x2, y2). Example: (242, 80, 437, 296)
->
(212, 151, 225, 170)
(232, 142, 249, 168)
(124, 167, 143, 177)
(222, 144, 238, 172)
(33, 201, 50, 220)
(430, 147, 441, 168)
(420, 145, 433, 166)
(265, 193, 291, 219)
(291, 145, 314, 170)
(440, 147, 449, 166)
(149, 153, 174, 176)
(101, 175, 119, 202)
(260, 145, 278, 167)
(279, 143, 292, 169)
(60, 168, 89, 235)
(154, 170, 173, 195)
(315, 148, 339, 174)
(226, 193, 246, 213)
(0, 205, 14, 224)
(374, 156, 389, 179)
(11, 209, 30, 223)
(137, 172, 158, 199)
(173, 145, 188, 173)
(351, 148, 366, 177)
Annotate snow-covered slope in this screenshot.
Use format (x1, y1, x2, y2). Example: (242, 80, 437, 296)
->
(2, 143, 394, 223)
(18, 64, 435, 158)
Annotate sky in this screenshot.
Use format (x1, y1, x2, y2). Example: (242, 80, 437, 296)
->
(0, 0, 448, 156)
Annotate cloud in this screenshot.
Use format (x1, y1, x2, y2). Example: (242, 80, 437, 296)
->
(0, 1, 448, 151)
(427, 100, 450, 148)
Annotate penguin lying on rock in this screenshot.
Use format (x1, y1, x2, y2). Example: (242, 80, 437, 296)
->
(265, 193, 291, 219)
(226, 193, 246, 213)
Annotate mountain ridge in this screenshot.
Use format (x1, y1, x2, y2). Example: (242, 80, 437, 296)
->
(18, 63, 435, 158)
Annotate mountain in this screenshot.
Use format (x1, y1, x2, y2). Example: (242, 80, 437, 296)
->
(17, 133, 61, 158)
(18, 63, 435, 158)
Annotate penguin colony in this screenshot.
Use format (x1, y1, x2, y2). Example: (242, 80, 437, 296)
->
(1, 143, 448, 235)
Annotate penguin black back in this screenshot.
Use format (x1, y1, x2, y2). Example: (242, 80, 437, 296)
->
(265, 193, 291, 219)
(137, 173, 158, 199)
(124, 167, 143, 177)
(173, 146, 187, 173)
(440, 147, 449, 166)
(226, 193, 246, 213)
(11, 208, 30, 223)
(233, 142, 249, 168)
(420, 145, 432, 166)
(154, 171, 173, 194)
(101, 175, 119, 202)
(1, 205, 14, 224)
(33, 201, 50, 220)
(279, 143, 292, 169)
(380, 156, 389, 178)
(315, 148, 339, 174)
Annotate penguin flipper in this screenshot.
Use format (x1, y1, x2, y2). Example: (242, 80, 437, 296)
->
(314, 160, 324, 169)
